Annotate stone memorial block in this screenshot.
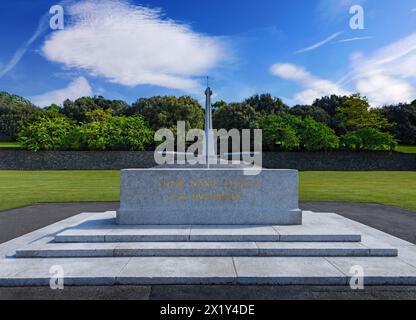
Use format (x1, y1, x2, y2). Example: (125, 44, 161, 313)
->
(117, 168, 302, 225)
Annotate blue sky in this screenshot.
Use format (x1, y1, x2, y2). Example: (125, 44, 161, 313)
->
(0, 0, 415, 107)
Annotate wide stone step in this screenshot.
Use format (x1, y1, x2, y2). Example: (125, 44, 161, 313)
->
(54, 225, 362, 243)
(15, 241, 398, 258)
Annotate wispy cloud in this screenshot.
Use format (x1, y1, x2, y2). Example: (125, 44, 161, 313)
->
(338, 36, 373, 43)
(32, 77, 92, 107)
(270, 63, 349, 104)
(0, 15, 49, 79)
(0, 0, 73, 80)
(412, 8, 416, 12)
(295, 32, 342, 54)
(272, 33, 416, 107)
(345, 33, 416, 106)
(41, 0, 228, 93)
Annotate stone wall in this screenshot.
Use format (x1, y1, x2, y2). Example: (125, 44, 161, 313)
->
(0, 150, 414, 171)
(0, 151, 156, 170)
(262, 152, 416, 171)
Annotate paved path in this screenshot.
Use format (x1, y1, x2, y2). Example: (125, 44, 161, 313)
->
(0, 202, 416, 300)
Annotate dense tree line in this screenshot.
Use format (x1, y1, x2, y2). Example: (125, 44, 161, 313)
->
(0, 90, 414, 151)
(0, 92, 40, 140)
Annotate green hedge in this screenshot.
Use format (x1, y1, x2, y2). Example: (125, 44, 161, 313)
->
(18, 112, 154, 151)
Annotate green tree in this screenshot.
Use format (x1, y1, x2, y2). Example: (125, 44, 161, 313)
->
(245, 94, 289, 115)
(61, 96, 129, 122)
(212, 100, 227, 112)
(258, 115, 300, 151)
(381, 103, 416, 145)
(44, 104, 61, 113)
(213, 103, 258, 130)
(84, 108, 112, 123)
(259, 114, 338, 151)
(0, 92, 40, 140)
(312, 95, 348, 118)
(297, 117, 339, 151)
(128, 96, 204, 131)
(289, 104, 330, 124)
(312, 95, 348, 133)
(334, 94, 391, 134)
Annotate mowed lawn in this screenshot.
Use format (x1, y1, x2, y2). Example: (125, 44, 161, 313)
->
(0, 171, 415, 212)
(396, 145, 416, 154)
(0, 141, 22, 149)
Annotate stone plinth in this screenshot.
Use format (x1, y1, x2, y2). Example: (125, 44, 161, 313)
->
(116, 168, 302, 225)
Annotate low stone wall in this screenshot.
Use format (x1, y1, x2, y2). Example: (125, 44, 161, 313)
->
(262, 152, 416, 171)
(0, 151, 156, 170)
(0, 150, 415, 171)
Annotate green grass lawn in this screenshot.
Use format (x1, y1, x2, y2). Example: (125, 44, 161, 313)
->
(0, 141, 22, 149)
(396, 145, 416, 154)
(0, 171, 415, 212)
(299, 171, 416, 211)
(0, 171, 120, 212)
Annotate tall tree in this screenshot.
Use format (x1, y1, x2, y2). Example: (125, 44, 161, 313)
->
(0, 92, 40, 140)
(213, 103, 258, 130)
(312, 95, 348, 117)
(289, 104, 330, 124)
(245, 94, 289, 115)
(128, 96, 204, 131)
(381, 103, 416, 145)
(61, 96, 129, 122)
(334, 94, 391, 134)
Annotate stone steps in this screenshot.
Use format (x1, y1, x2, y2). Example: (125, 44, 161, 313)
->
(15, 241, 398, 258)
(3, 211, 415, 287)
(54, 225, 362, 243)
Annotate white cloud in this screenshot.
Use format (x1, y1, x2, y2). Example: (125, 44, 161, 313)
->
(32, 77, 92, 107)
(270, 64, 310, 81)
(338, 36, 373, 43)
(0, 14, 49, 79)
(272, 33, 416, 107)
(41, 0, 227, 93)
(356, 75, 414, 107)
(270, 63, 349, 104)
(344, 33, 416, 105)
(295, 32, 342, 54)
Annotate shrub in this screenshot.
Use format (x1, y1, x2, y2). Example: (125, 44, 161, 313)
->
(18, 113, 75, 151)
(75, 116, 154, 151)
(341, 128, 398, 151)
